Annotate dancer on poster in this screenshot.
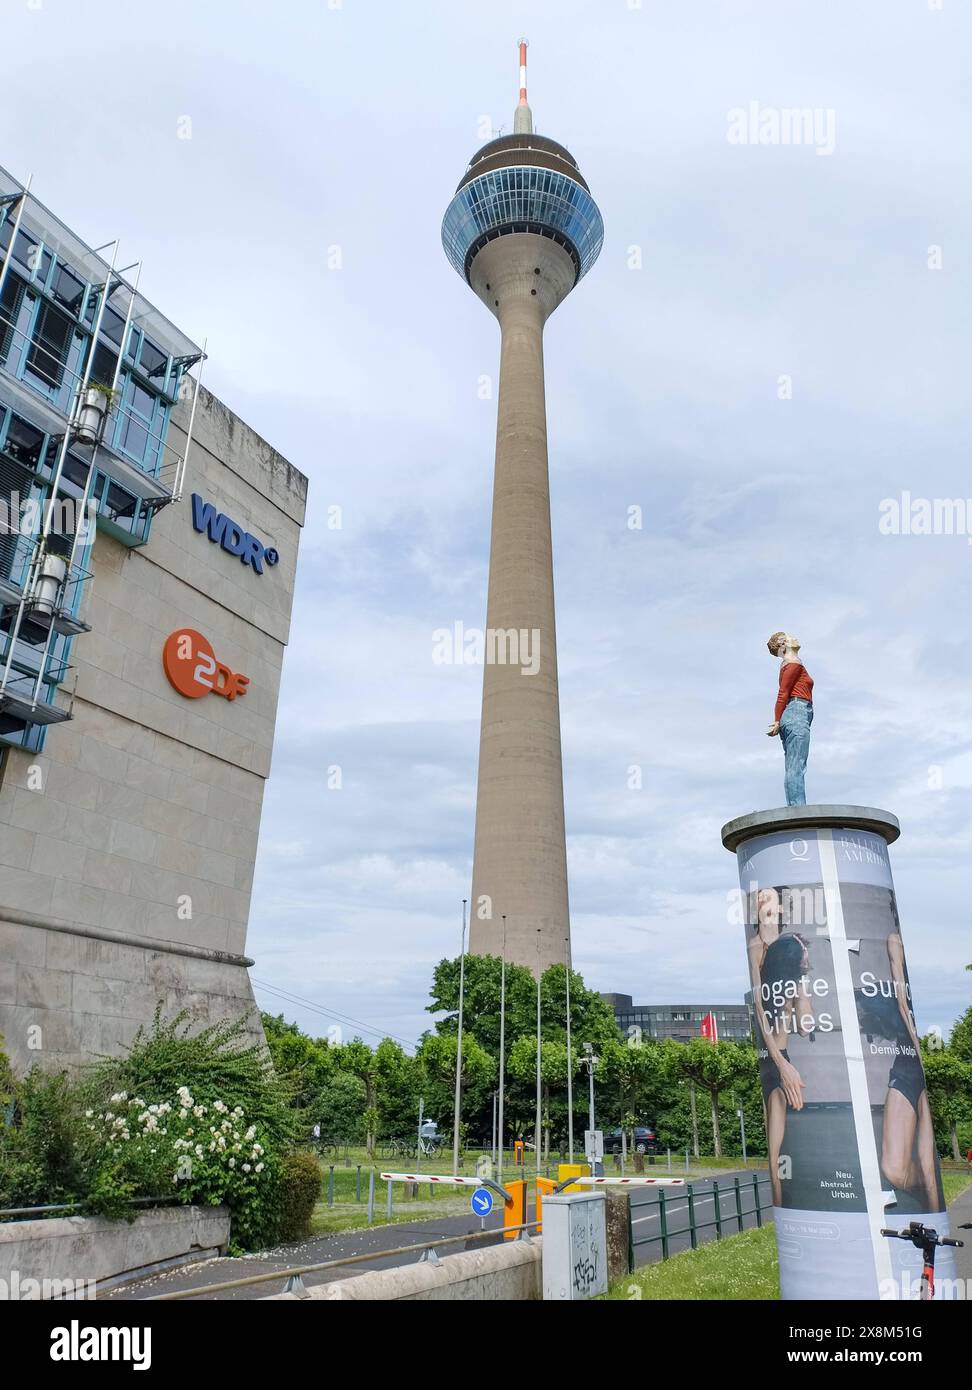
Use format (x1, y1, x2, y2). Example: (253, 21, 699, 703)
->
(747, 886, 813, 1205)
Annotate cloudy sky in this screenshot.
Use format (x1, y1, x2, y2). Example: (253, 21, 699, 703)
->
(6, 0, 970, 1047)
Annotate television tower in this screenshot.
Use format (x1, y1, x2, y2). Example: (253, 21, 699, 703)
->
(441, 43, 603, 974)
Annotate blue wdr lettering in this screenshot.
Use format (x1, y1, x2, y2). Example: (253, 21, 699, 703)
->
(190, 493, 279, 576)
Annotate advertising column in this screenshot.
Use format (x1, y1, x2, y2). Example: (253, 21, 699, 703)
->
(722, 806, 955, 1300)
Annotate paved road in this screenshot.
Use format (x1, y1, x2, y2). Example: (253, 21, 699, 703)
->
(948, 1184, 972, 1285)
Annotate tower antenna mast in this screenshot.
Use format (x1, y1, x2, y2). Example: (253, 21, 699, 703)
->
(514, 38, 533, 134)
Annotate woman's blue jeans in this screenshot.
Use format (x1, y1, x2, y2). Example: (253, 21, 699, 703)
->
(780, 698, 813, 806)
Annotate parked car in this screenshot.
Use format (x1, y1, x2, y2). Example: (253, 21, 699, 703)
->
(603, 1126, 657, 1155)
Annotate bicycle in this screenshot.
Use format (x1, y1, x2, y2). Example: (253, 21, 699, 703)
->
(881, 1222, 964, 1301)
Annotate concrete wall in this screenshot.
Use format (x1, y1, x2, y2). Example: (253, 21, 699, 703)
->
(268, 1237, 543, 1301)
(0, 386, 306, 1071)
(0, 1204, 229, 1295)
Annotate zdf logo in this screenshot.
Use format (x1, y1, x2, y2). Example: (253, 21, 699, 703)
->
(162, 628, 249, 701)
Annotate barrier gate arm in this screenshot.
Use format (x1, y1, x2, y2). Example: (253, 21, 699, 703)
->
(379, 1172, 515, 1206)
(552, 1175, 689, 1194)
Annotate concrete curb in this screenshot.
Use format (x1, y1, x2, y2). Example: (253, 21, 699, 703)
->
(265, 1235, 542, 1301)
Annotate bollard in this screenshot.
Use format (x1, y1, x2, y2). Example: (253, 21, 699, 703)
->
(367, 1168, 375, 1225)
(356, 1165, 362, 1202)
(386, 1178, 393, 1220)
(687, 1183, 697, 1249)
(327, 1165, 335, 1207)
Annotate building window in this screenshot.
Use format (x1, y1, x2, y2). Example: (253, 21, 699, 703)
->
(99, 305, 129, 353)
(138, 336, 168, 380)
(116, 376, 158, 468)
(89, 341, 118, 389)
(0, 273, 25, 363)
(3, 413, 44, 469)
(50, 262, 86, 316)
(26, 300, 74, 390)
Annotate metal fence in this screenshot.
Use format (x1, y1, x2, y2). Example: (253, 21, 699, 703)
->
(628, 1173, 772, 1266)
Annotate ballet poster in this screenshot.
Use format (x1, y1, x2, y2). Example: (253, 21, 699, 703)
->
(736, 824, 954, 1300)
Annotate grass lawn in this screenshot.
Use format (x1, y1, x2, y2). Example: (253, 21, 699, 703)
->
(602, 1171, 972, 1301)
(310, 1193, 483, 1236)
(603, 1225, 780, 1301)
(941, 1169, 972, 1204)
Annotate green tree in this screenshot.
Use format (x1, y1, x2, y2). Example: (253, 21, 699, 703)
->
(331, 1039, 381, 1157)
(598, 1038, 669, 1152)
(506, 1036, 572, 1157)
(428, 957, 617, 1054)
(414, 1033, 494, 1139)
(261, 1013, 334, 1116)
(922, 1041, 972, 1160)
(949, 1006, 972, 1064)
(316, 1071, 367, 1143)
(663, 1040, 756, 1158)
(373, 1038, 419, 1139)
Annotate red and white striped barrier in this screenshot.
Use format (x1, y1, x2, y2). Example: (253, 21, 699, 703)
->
(564, 1176, 687, 1187)
(379, 1172, 482, 1185)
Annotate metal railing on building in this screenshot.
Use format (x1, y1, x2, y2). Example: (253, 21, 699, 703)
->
(0, 167, 206, 740)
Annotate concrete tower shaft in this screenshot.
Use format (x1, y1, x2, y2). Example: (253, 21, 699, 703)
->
(469, 235, 575, 974)
(441, 47, 603, 975)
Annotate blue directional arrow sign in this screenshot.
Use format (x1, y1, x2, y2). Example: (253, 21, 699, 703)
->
(471, 1187, 493, 1217)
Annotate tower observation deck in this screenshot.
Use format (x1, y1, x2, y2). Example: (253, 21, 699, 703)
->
(441, 43, 603, 975)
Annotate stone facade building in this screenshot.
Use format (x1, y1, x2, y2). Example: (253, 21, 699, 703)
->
(0, 168, 306, 1072)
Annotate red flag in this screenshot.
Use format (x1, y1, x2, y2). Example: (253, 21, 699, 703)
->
(700, 1012, 719, 1044)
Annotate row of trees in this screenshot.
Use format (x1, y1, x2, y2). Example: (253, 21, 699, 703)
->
(264, 957, 972, 1163)
(263, 956, 769, 1158)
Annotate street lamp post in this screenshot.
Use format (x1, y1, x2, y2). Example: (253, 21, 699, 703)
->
(498, 915, 507, 1183)
(535, 928, 542, 1179)
(452, 899, 467, 1177)
(565, 934, 574, 1165)
(581, 1042, 601, 1176)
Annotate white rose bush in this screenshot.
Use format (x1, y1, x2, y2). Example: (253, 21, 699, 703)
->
(76, 1009, 300, 1249)
(82, 1087, 278, 1245)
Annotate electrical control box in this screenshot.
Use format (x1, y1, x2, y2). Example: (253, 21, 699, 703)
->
(541, 1190, 608, 1300)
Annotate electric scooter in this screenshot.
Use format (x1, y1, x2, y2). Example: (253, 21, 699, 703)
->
(881, 1222, 964, 1301)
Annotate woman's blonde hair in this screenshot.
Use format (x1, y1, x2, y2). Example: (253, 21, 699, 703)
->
(767, 631, 787, 656)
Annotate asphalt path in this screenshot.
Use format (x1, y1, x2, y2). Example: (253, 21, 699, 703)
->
(99, 1206, 513, 1301)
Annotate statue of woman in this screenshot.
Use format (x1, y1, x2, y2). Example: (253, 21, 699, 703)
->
(766, 631, 814, 806)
